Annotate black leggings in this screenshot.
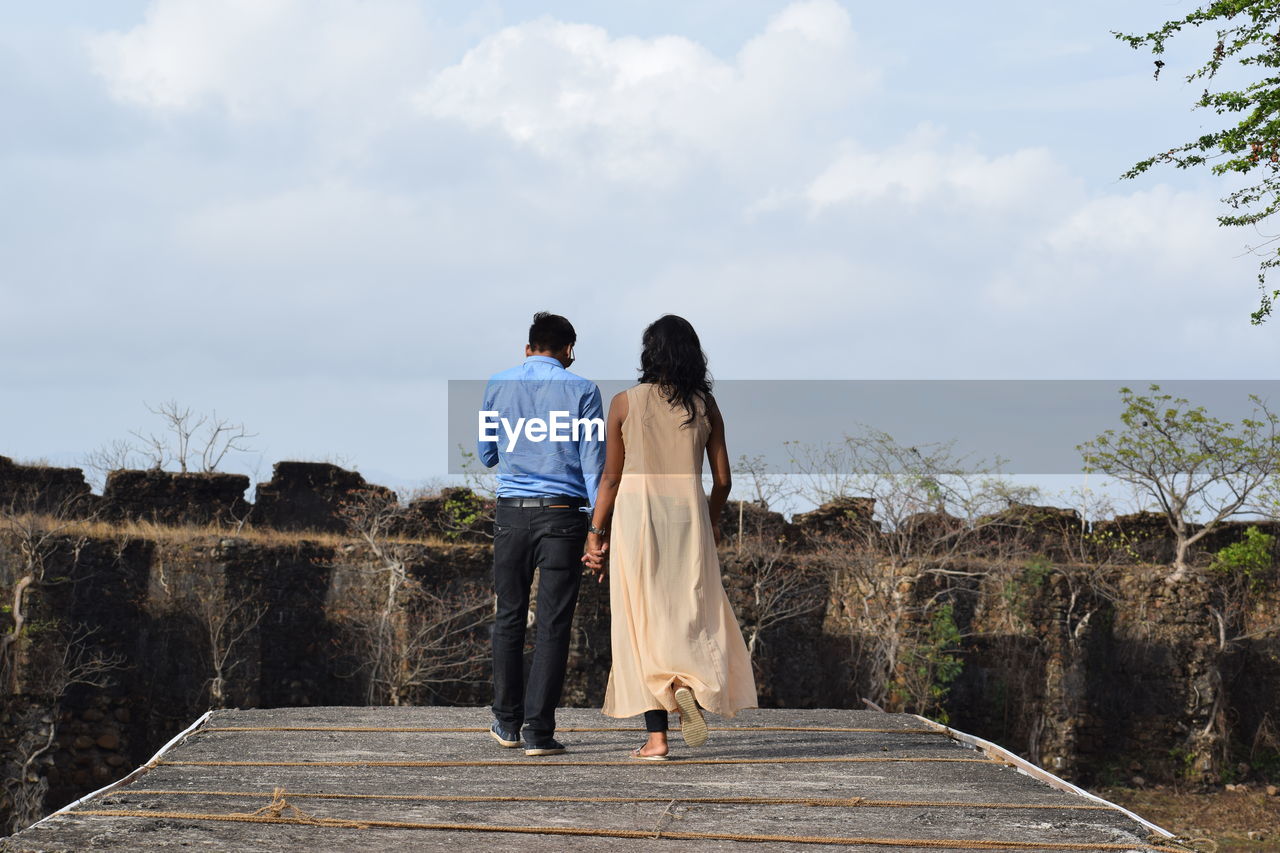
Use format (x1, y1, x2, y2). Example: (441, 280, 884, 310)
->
(644, 710, 669, 733)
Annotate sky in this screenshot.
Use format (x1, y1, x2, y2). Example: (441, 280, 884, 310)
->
(3, 0, 1279, 498)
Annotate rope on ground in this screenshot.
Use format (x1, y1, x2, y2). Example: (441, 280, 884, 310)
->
(199, 725, 943, 735)
(67, 808, 1193, 851)
(157, 756, 989, 768)
(228, 787, 369, 830)
(651, 797, 680, 838)
(122, 789, 1116, 811)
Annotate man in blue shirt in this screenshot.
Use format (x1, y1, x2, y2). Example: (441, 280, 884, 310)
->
(478, 312, 605, 756)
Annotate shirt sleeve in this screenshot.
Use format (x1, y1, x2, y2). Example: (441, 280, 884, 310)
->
(477, 381, 499, 468)
(578, 383, 606, 509)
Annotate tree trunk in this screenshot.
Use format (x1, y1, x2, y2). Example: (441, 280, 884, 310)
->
(1170, 536, 1190, 582)
(1, 575, 35, 693)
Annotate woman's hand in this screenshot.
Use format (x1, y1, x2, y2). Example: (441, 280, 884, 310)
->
(713, 525, 723, 549)
(582, 532, 609, 582)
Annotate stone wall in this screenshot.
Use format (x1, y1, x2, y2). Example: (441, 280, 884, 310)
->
(6, 527, 1267, 816)
(0, 533, 497, 831)
(100, 470, 250, 525)
(2, 454, 1280, 831)
(253, 462, 391, 533)
(0, 458, 475, 540)
(0, 457, 92, 515)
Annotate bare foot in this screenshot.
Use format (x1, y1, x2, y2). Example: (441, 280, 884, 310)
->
(634, 732, 668, 758)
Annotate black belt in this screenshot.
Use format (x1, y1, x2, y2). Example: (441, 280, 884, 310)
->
(496, 496, 587, 508)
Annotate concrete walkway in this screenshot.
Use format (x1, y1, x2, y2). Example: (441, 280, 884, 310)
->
(4, 707, 1182, 852)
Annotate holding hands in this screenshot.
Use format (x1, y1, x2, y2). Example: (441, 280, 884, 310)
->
(582, 530, 609, 582)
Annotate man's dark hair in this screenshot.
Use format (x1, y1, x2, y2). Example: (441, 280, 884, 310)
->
(528, 312, 576, 352)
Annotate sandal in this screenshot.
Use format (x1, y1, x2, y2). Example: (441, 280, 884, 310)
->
(674, 687, 708, 748)
(630, 744, 671, 761)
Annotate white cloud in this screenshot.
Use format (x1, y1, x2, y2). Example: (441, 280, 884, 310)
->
(1042, 186, 1220, 259)
(801, 123, 1071, 214)
(983, 184, 1252, 327)
(415, 0, 877, 182)
(174, 181, 428, 267)
(615, 251, 908, 378)
(73, 0, 1276, 389)
(86, 0, 435, 121)
(16, 0, 1280, 495)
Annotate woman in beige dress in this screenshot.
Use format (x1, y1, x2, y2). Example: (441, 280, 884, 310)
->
(582, 315, 757, 760)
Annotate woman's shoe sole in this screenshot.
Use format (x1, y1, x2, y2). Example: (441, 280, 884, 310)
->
(674, 687, 708, 747)
(630, 748, 672, 761)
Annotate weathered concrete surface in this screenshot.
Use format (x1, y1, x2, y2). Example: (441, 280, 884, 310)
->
(3, 708, 1176, 852)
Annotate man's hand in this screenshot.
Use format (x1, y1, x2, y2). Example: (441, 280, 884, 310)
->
(582, 532, 609, 582)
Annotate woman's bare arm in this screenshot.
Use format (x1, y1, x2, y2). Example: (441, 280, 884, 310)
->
(705, 395, 732, 546)
(582, 390, 627, 576)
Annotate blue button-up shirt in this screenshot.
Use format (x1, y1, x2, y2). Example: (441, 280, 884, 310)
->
(477, 355, 605, 508)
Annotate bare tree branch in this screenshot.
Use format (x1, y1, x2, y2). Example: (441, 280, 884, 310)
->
(336, 489, 490, 705)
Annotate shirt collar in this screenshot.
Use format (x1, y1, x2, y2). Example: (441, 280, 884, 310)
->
(525, 355, 564, 368)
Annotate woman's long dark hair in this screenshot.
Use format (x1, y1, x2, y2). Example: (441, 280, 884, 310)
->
(638, 314, 712, 426)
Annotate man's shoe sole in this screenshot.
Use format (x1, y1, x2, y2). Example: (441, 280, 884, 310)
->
(524, 746, 566, 756)
(675, 687, 708, 747)
(489, 730, 521, 748)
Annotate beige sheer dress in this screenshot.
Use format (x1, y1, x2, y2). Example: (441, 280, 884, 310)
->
(601, 383, 758, 720)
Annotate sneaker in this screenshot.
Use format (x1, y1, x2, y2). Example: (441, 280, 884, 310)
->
(523, 737, 567, 756)
(489, 720, 521, 748)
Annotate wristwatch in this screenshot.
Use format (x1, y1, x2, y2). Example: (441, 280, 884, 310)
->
(588, 523, 608, 536)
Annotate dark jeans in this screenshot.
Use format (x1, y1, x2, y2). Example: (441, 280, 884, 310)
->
(645, 710, 669, 733)
(491, 501, 586, 743)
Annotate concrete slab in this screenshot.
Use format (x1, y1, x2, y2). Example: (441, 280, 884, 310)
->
(2, 707, 1184, 852)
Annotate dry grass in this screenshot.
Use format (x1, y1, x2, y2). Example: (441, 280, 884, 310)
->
(1099, 786, 1280, 850)
(3, 514, 460, 550)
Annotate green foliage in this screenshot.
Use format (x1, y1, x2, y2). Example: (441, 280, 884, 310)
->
(1209, 524, 1276, 589)
(892, 603, 965, 723)
(441, 490, 484, 541)
(1116, 1, 1280, 322)
(1081, 526, 1143, 564)
(456, 447, 498, 499)
(21, 618, 61, 640)
(1077, 385, 1280, 572)
(1001, 555, 1055, 620)
(1024, 555, 1054, 587)
(1081, 386, 1275, 487)
(927, 604, 964, 680)
(1168, 745, 1198, 780)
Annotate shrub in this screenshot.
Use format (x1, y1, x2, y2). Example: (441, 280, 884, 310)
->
(1209, 526, 1276, 591)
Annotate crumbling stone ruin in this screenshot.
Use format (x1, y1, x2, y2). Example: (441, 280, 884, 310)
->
(1, 455, 1277, 832)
